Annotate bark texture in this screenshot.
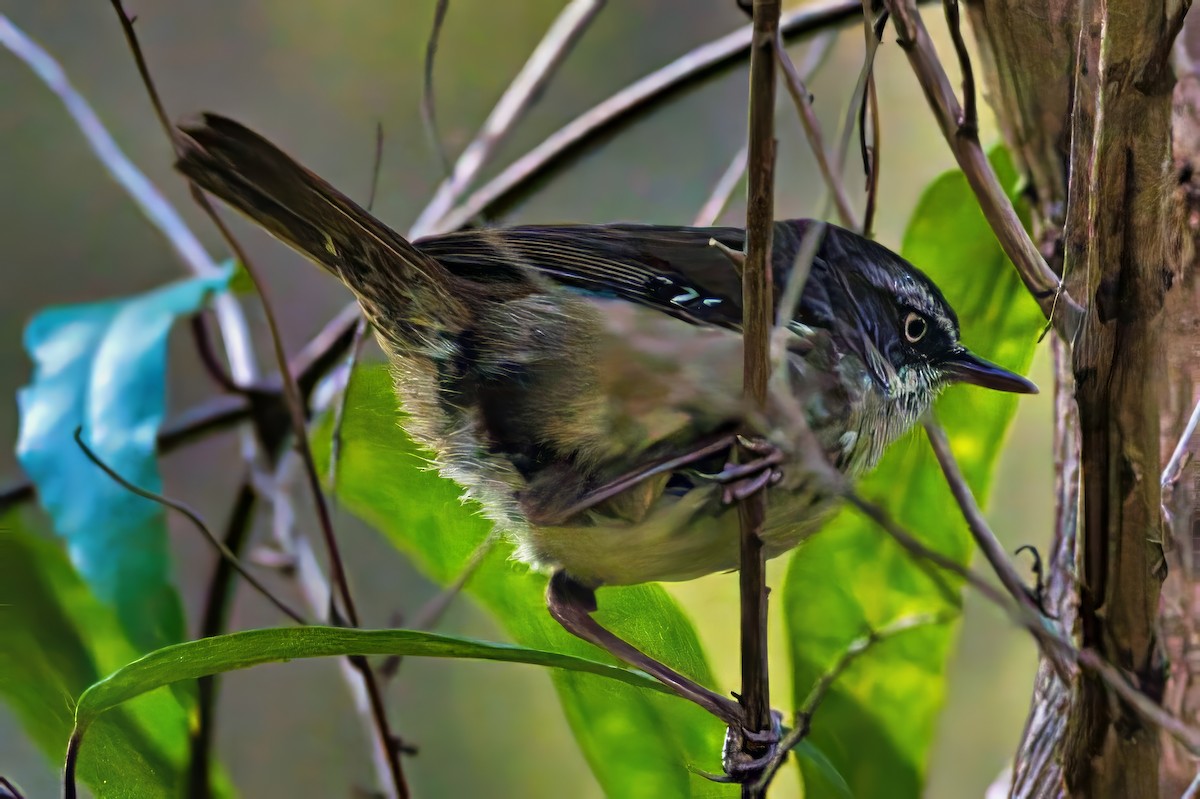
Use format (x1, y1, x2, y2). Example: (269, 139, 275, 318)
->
(966, 1, 1192, 796)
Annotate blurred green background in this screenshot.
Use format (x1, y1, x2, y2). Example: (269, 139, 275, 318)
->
(0, 0, 1053, 796)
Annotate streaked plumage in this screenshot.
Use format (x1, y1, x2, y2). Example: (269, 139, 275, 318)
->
(175, 113, 1035, 588)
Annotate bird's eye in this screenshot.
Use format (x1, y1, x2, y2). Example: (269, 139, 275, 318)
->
(903, 312, 928, 343)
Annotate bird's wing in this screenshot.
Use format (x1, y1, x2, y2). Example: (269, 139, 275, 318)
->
(415, 221, 826, 330)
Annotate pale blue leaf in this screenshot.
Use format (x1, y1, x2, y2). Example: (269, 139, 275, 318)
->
(16, 268, 233, 650)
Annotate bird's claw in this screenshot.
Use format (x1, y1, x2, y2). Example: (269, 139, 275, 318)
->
(721, 710, 786, 783)
(698, 437, 784, 504)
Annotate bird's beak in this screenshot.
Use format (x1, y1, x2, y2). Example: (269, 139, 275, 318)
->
(942, 348, 1038, 394)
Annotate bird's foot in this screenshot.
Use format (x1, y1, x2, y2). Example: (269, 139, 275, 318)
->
(699, 436, 784, 503)
(720, 710, 786, 783)
(545, 571, 742, 725)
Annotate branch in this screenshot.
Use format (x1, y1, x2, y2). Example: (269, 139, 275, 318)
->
(694, 143, 750, 227)
(1163, 393, 1200, 493)
(878, 0, 1082, 337)
(436, 0, 896, 232)
(420, 0, 453, 178)
(0, 10, 260, 399)
(409, 0, 606, 237)
(773, 29, 858, 229)
(845, 487, 1200, 755)
(755, 612, 950, 791)
(921, 419, 1046, 623)
(74, 430, 305, 625)
(735, 2, 780, 794)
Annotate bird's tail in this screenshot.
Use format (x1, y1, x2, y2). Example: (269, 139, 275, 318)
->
(174, 113, 470, 344)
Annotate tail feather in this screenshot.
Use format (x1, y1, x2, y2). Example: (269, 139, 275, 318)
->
(174, 113, 470, 338)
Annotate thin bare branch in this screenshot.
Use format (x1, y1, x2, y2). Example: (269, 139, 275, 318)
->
(0, 775, 25, 799)
(327, 319, 371, 492)
(855, 5, 887, 236)
(774, 30, 859, 229)
(1163, 393, 1200, 491)
(437, 0, 887, 233)
(694, 143, 749, 227)
(421, 0, 453, 178)
(922, 419, 1046, 621)
(941, 0, 976, 136)
(410, 0, 607, 237)
(73, 429, 306, 624)
(755, 611, 950, 791)
(0, 13, 259, 389)
(879, 0, 1081, 336)
(834, 8, 884, 191)
(366, 121, 385, 211)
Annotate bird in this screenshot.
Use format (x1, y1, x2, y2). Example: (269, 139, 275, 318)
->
(174, 113, 1036, 723)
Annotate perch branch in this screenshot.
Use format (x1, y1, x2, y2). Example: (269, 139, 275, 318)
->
(735, 2, 780, 793)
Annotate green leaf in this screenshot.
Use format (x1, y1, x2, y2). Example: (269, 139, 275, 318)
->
(75, 626, 670, 730)
(784, 147, 1042, 799)
(794, 740, 853, 799)
(16, 269, 231, 650)
(314, 364, 734, 798)
(0, 509, 228, 797)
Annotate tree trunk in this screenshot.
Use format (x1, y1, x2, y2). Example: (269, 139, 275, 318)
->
(965, 1, 1191, 796)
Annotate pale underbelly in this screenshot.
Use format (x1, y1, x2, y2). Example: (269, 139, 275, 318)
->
(512, 484, 839, 587)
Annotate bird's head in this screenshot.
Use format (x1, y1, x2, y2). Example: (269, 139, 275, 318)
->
(789, 223, 1038, 404)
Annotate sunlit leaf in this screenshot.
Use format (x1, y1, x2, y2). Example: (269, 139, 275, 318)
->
(314, 364, 734, 798)
(0, 509, 229, 797)
(784, 148, 1041, 798)
(16, 269, 231, 650)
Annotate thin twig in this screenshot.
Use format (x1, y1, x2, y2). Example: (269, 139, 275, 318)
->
(190, 313, 244, 395)
(0, 12, 259, 391)
(73, 429, 306, 624)
(846, 450, 1200, 755)
(1182, 769, 1200, 799)
(190, 477, 260, 799)
(0, 775, 26, 799)
(879, 0, 1081, 335)
(773, 30, 858, 229)
(1163, 394, 1200, 490)
(421, 0, 453, 178)
(437, 0, 893, 233)
(921, 419, 1046, 621)
(327, 319, 371, 492)
(857, 5, 886, 236)
(366, 122, 386, 212)
(834, 8, 884, 189)
(860, 71, 881, 236)
(755, 612, 949, 791)
(736, 2, 781, 793)
(410, 0, 607, 237)
(694, 143, 749, 227)
(380, 533, 500, 681)
(941, 0, 976, 136)
(258, 449, 410, 792)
